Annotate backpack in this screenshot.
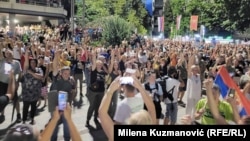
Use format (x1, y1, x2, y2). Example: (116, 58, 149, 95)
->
(144, 82, 160, 102)
(156, 75, 175, 101)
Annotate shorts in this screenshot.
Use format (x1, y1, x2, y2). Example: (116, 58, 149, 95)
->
(0, 82, 8, 96)
(165, 102, 178, 123)
(179, 79, 187, 92)
(0, 95, 9, 112)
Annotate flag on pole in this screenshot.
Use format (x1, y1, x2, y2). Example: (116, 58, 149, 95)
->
(214, 66, 250, 117)
(176, 15, 182, 30)
(158, 16, 164, 32)
(190, 15, 199, 31)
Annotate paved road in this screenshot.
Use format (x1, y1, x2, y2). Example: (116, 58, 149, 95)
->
(0, 79, 188, 141)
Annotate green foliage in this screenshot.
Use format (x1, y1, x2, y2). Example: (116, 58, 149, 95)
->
(76, 0, 147, 34)
(223, 0, 250, 31)
(101, 16, 133, 46)
(89, 40, 104, 47)
(164, 0, 250, 36)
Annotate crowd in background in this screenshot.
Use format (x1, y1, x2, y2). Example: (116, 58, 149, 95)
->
(0, 24, 250, 141)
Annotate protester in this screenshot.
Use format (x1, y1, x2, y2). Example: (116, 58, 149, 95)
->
(21, 49, 43, 125)
(3, 104, 82, 141)
(49, 49, 76, 141)
(99, 76, 156, 141)
(0, 45, 22, 123)
(1, 23, 250, 140)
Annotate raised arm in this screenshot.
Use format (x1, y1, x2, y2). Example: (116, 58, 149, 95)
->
(99, 77, 121, 141)
(53, 50, 61, 76)
(187, 54, 195, 78)
(132, 75, 156, 124)
(39, 108, 60, 141)
(204, 79, 228, 124)
(108, 50, 115, 74)
(23, 49, 29, 72)
(64, 104, 82, 141)
(91, 49, 97, 71)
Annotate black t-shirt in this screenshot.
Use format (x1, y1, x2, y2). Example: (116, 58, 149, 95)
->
(72, 60, 84, 74)
(90, 69, 106, 92)
(50, 75, 76, 103)
(39, 36, 45, 44)
(39, 65, 47, 87)
(119, 61, 126, 74)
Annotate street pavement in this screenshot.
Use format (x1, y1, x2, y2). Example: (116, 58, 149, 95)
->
(0, 79, 189, 141)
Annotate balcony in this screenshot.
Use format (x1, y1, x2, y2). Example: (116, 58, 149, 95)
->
(0, 0, 67, 18)
(154, 0, 164, 9)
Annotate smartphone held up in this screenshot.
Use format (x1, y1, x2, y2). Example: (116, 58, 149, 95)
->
(58, 91, 68, 111)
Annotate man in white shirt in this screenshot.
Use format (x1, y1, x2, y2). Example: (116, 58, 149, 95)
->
(163, 66, 180, 125)
(13, 42, 24, 61)
(113, 77, 144, 124)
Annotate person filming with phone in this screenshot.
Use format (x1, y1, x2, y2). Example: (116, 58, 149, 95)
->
(99, 75, 156, 141)
(112, 71, 156, 125)
(49, 50, 76, 141)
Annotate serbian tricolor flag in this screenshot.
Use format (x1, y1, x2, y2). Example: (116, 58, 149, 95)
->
(158, 16, 164, 32)
(214, 66, 250, 117)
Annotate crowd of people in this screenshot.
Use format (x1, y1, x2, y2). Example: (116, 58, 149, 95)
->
(0, 24, 250, 141)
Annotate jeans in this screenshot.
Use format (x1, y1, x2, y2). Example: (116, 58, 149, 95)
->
(84, 65, 91, 95)
(51, 115, 70, 141)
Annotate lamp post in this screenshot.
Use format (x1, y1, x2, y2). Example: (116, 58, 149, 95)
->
(71, 0, 75, 37)
(82, 0, 85, 26)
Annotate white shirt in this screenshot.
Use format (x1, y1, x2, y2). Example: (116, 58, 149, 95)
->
(186, 74, 202, 99)
(13, 46, 21, 59)
(113, 93, 144, 124)
(44, 56, 50, 64)
(138, 54, 148, 64)
(0, 59, 22, 83)
(164, 78, 180, 104)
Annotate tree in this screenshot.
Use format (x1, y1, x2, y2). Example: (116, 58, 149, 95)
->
(76, 0, 148, 34)
(223, 0, 250, 32)
(99, 16, 133, 46)
(76, 0, 109, 25)
(164, 0, 174, 38)
(164, 0, 233, 36)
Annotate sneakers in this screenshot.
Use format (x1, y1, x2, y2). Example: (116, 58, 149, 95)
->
(16, 113, 22, 123)
(29, 120, 35, 125)
(178, 100, 186, 107)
